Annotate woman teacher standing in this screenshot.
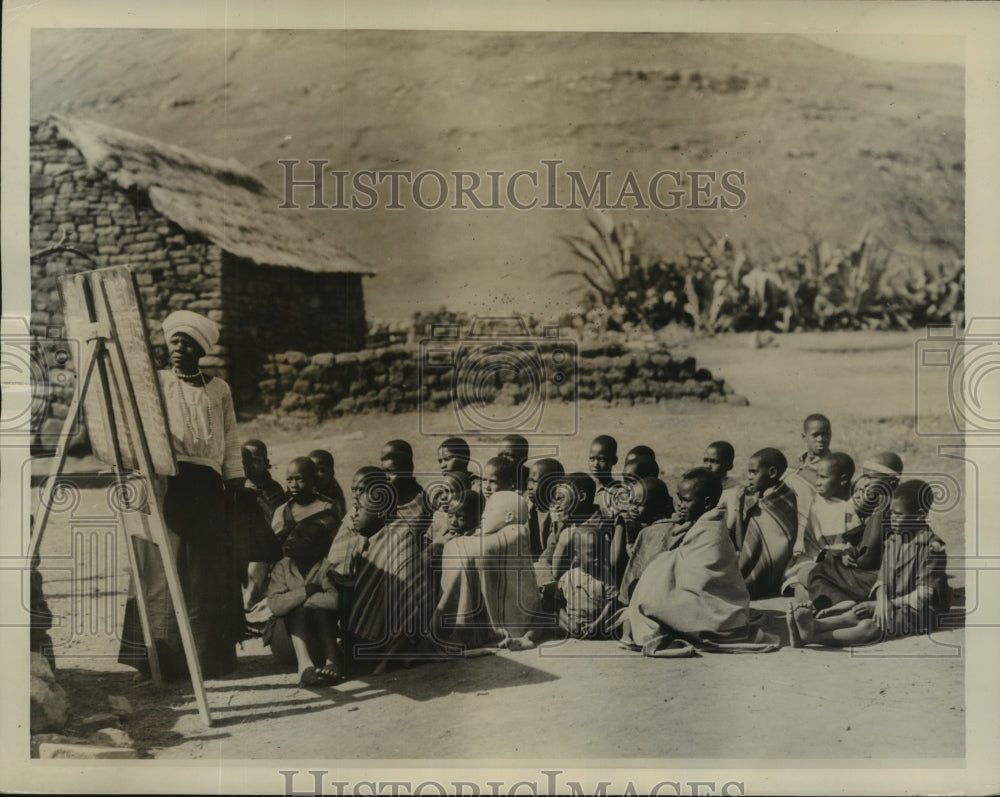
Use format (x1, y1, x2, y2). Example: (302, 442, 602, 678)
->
(119, 310, 244, 681)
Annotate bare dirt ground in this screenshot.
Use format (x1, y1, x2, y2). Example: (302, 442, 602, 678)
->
(31, 331, 966, 761)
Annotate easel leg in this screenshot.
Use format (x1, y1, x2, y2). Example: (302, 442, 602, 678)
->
(123, 527, 164, 688)
(27, 340, 99, 563)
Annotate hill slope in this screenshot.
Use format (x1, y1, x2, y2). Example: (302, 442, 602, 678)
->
(30, 29, 963, 321)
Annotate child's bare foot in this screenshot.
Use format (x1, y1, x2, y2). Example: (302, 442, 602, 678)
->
(785, 604, 803, 648)
(791, 603, 816, 646)
(815, 600, 854, 618)
(499, 634, 536, 651)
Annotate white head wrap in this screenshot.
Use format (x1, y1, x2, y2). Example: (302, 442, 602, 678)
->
(162, 310, 219, 356)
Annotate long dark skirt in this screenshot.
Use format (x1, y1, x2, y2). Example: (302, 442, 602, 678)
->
(118, 463, 241, 679)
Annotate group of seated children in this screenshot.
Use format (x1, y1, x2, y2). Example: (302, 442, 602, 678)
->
(235, 414, 952, 685)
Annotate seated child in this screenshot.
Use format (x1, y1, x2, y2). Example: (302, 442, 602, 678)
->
(497, 434, 530, 494)
(242, 439, 287, 519)
(437, 436, 476, 492)
(525, 457, 565, 559)
(480, 456, 518, 504)
(733, 448, 798, 599)
(623, 453, 660, 480)
(265, 516, 343, 686)
(437, 491, 545, 651)
(345, 467, 430, 673)
(621, 469, 778, 656)
(239, 440, 287, 608)
(379, 441, 424, 512)
(308, 448, 348, 522)
(248, 457, 337, 608)
(429, 488, 483, 550)
(788, 479, 952, 647)
(537, 472, 616, 639)
(782, 452, 863, 598)
(589, 435, 623, 520)
(806, 451, 903, 611)
(784, 413, 833, 543)
(623, 445, 658, 475)
(615, 476, 677, 602)
(702, 440, 739, 532)
(272, 457, 339, 545)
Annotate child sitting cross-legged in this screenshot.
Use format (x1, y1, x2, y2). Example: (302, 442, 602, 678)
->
(788, 479, 952, 648)
(782, 452, 863, 598)
(266, 516, 344, 687)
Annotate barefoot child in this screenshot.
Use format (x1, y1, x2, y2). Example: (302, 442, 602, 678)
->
(782, 452, 862, 597)
(589, 435, 622, 520)
(266, 516, 343, 686)
(733, 448, 799, 598)
(621, 469, 778, 656)
(806, 451, 904, 612)
(789, 480, 951, 647)
(308, 448, 348, 522)
(436, 491, 545, 650)
(525, 458, 565, 559)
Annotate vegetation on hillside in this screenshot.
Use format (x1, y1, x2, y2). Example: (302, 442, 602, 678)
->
(554, 211, 964, 335)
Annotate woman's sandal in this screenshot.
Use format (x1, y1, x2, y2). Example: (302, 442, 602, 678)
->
(314, 665, 344, 685)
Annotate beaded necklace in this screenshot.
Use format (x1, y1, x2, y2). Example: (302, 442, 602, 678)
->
(173, 369, 214, 442)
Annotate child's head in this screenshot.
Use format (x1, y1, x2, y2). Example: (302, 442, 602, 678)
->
(447, 491, 484, 536)
(285, 457, 319, 502)
(588, 435, 619, 481)
(353, 468, 397, 538)
(380, 449, 415, 488)
(801, 414, 832, 458)
(282, 515, 335, 564)
(241, 439, 271, 482)
(623, 476, 673, 526)
(437, 437, 471, 474)
(308, 448, 335, 490)
(551, 472, 597, 521)
(498, 434, 530, 465)
(814, 452, 855, 499)
(624, 445, 656, 467)
(482, 456, 517, 500)
(427, 472, 467, 513)
(381, 439, 414, 462)
(480, 491, 529, 535)
(349, 466, 383, 514)
(745, 448, 787, 495)
(702, 441, 735, 478)
(622, 454, 660, 480)
(526, 458, 565, 509)
(676, 468, 724, 524)
(852, 451, 904, 515)
(888, 479, 934, 535)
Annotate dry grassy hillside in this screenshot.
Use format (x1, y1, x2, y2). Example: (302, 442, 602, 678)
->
(30, 30, 963, 320)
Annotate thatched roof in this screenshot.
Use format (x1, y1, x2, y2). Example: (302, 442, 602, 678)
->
(38, 114, 374, 276)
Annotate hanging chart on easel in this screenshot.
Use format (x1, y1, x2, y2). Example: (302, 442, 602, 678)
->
(59, 266, 177, 478)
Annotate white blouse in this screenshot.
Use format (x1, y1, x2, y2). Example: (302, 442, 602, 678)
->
(158, 370, 242, 480)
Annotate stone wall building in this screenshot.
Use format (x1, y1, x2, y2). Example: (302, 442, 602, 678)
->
(29, 115, 373, 418)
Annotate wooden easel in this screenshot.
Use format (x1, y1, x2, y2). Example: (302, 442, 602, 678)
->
(27, 266, 213, 726)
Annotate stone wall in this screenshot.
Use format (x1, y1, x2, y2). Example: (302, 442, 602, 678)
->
(257, 339, 741, 420)
(29, 119, 367, 433)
